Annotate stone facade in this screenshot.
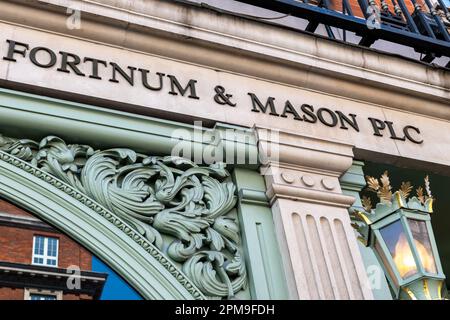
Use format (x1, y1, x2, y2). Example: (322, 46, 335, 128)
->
(0, 0, 448, 300)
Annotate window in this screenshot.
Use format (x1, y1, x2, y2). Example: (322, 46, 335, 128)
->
(32, 236, 59, 267)
(29, 294, 57, 301)
(24, 288, 62, 300)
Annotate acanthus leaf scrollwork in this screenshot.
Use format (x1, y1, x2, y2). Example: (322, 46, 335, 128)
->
(0, 134, 247, 299)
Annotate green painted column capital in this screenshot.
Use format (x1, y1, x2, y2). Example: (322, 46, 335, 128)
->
(340, 160, 393, 300)
(340, 160, 366, 210)
(232, 168, 289, 300)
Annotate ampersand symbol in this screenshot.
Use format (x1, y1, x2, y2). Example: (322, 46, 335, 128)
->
(214, 85, 236, 107)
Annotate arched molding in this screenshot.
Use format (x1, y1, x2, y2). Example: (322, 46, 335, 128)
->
(0, 88, 277, 300)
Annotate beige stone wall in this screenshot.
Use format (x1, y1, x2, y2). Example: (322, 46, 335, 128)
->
(0, 21, 449, 174)
(0, 0, 448, 173)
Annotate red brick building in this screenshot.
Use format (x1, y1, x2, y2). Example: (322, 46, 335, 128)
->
(0, 198, 107, 300)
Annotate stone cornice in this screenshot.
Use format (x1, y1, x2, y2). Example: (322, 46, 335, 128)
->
(256, 127, 356, 206)
(237, 188, 268, 206)
(256, 126, 354, 175)
(0, 261, 107, 282)
(0, 212, 56, 231)
(0, 0, 449, 120)
(0, 261, 107, 299)
(266, 183, 356, 207)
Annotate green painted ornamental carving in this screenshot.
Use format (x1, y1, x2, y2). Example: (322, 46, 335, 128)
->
(0, 134, 247, 299)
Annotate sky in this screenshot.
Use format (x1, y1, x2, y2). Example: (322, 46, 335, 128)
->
(91, 256, 142, 300)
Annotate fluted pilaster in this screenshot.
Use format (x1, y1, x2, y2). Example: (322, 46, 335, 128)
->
(256, 127, 373, 300)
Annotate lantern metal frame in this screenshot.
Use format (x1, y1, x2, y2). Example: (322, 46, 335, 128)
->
(354, 191, 447, 300)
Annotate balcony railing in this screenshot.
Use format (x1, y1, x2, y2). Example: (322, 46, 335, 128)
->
(237, 0, 450, 66)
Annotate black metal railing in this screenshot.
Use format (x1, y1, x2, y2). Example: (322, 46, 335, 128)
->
(237, 0, 450, 66)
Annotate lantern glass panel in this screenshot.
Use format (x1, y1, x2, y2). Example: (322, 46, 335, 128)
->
(374, 238, 398, 287)
(379, 219, 418, 279)
(407, 219, 437, 274)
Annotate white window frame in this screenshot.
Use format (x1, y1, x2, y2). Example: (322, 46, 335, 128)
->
(24, 288, 62, 300)
(32, 235, 59, 267)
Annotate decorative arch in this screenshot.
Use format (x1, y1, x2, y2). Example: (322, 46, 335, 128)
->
(0, 150, 204, 300)
(0, 88, 292, 300)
